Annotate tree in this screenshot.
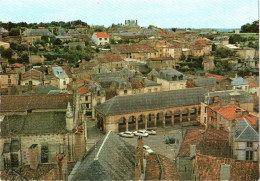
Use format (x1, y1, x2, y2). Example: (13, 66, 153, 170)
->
(18, 52, 29, 63)
(54, 38, 62, 46)
(104, 43, 111, 49)
(180, 54, 186, 60)
(241, 20, 259, 33)
(212, 43, 216, 51)
(76, 45, 82, 51)
(215, 48, 233, 58)
(0, 47, 13, 59)
(9, 28, 20, 36)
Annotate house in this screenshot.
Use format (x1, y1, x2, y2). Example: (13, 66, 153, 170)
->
(92, 32, 109, 46)
(203, 55, 215, 72)
(56, 28, 72, 42)
(212, 36, 229, 45)
(0, 72, 19, 88)
(5, 63, 25, 74)
(245, 57, 257, 68)
(22, 29, 54, 45)
(204, 73, 232, 91)
(96, 53, 125, 73)
(111, 44, 158, 60)
(49, 66, 70, 89)
(21, 69, 44, 86)
(68, 131, 136, 181)
(249, 82, 259, 96)
(67, 79, 106, 119)
(232, 77, 249, 92)
(234, 47, 255, 60)
(0, 41, 10, 49)
(146, 57, 177, 71)
(74, 61, 98, 80)
(29, 54, 45, 64)
(153, 67, 187, 91)
(194, 77, 217, 92)
(233, 118, 259, 161)
(67, 29, 80, 37)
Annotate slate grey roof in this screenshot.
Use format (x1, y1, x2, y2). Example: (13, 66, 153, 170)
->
(52, 67, 68, 79)
(69, 131, 135, 181)
(158, 67, 186, 81)
(22, 29, 53, 36)
(24, 85, 59, 95)
(96, 87, 207, 116)
(234, 118, 259, 142)
(67, 29, 80, 35)
(206, 90, 253, 105)
(148, 69, 159, 77)
(58, 29, 67, 36)
(195, 77, 217, 87)
(232, 77, 249, 86)
(1, 112, 67, 137)
(48, 90, 71, 95)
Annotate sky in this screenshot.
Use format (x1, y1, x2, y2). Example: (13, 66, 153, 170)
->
(0, 0, 258, 28)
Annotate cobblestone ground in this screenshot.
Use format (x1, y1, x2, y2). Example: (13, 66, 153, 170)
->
(86, 120, 199, 161)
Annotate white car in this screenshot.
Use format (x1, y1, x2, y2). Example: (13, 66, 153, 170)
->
(133, 130, 149, 137)
(119, 131, 134, 138)
(143, 145, 154, 155)
(145, 128, 157, 135)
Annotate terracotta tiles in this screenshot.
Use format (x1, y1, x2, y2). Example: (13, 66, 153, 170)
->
(217, 105, 244, 120)
(205, 73, 227, 83)
(96, 32, 108, 38)
(98, 53, 123, 63)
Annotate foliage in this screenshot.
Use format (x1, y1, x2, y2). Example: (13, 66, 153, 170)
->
(94, 27, 104, 32)
(180, 54, 186, 60)
(212, 43, 216, 51)
(0, 47, 13, 59)
(8, 28, 20, 36)
(76, 45, 82, 51)
(104, 43, 111, 49)
(241, 20, 259, 33)
(17, 52, 29, 64)
(214, 48, 233, 58)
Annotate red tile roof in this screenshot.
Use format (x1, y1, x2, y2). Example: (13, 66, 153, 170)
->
(96, 32, 108, 38)
(0, 94, 72, 112)
(12, 63, 25, 67)
(195, 153, 259, 180)
(237, 115, 258, 126)
(249, 83, 258, 87)
(78, 86, 89, 95)
(130, 81, 144, 89)
(178, 128, 229, 157)
(98, 53, 123, 63)
(113, 44, 157, 53)
(217, 105, 244, 120)
(205, 73, 228, 83)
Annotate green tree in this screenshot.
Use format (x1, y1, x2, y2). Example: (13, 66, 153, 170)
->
(76, 45, 82, 51)
(212, 43, 216, 51)
(8, 28, 20, 36)
(215, 48, 233, 58)
(180, 54, 186, 60)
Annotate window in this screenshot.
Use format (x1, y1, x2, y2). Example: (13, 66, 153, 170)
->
(85, 96, 88, 101)
(97, 90, 100, 96)
(8, 79, 11, 85)
(29, 81, 32, 85)
(204, 107, 207, 113)
(246, 151, 253, 160)
(105, 38, 107, 40)
(247, 142, 253, 148)
(11, 154, 19, 167)
(154, 88, 158, 92)
(8, 75, 10, 78)
(41, 145, 49, 163)
(124, 90, 127, 95)
(204, 117, 206, 124)
(63, 80, 66, 85)
(99, 38, 102, 40)
(148, 89, 151, 93)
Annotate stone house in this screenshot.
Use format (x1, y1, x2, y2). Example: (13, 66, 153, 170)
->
(0, 73, 19, 88)
(212, 36, 229, 45)
(92, 32, 109, 46)
(96, 53, 126, 73)
(232, 77, 249, 92)
(249, 83, 259, 96)
(139, 40, 175, 57)
(204, 73, 232, 91)
(146, 57, 177, 70)
(111, 44, 159, 60)
(203, 55, 215, 72)
(5, 63, 25, 74)
(233, 118, 259, 161)
(22, 29, 54, 45)
(45, 66, 70, 90)
(194, 77, 217, 92)
(153, 67, 187, 91)
(74, 61, 98, 79)
(20, 69, 44, 86)
(234, 47, 255, 60)
(56, 28, 72, 42)
(29, 54, 45, 64)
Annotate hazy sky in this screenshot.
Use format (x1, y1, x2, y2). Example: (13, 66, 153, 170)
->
(0, 0, 258, 28)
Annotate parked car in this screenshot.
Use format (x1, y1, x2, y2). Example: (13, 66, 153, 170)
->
(133, 130, 149, 137)
(165, 136, 175, 144)
(143, 145, 154, 155)
(119, 131, 134, 138)
(145, 128, 156, 135)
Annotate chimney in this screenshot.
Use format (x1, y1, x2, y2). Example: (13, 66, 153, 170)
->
(213, 96, 219, 103)
(220, 164, 230, 181)
(56, 153, 68, 180)
(29, 144, 39, 170)
(190, 144, 196, 158)
(235, 108, 242, 118)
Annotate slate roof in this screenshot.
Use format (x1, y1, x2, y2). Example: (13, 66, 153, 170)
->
(23, 85, 59, 95)
(1, 112, 67, 137)
(69, 131, 135, 181)
(22, 29, 53, 36)
(52, 67, 68, 79)
(147, 69, 159, 77)
(113, 44, 157, 53)
(195, 77, 217, 87)
(205, 73, 228, 83)
(0, 94, 72, 112)
(96, 87, 207, 116)
(206, 90, 253, 105)
(158, 67, 186, 81)
(232, 77, 249, 86)
(67, 29, 80, 35)
(234, 118, 259, 142)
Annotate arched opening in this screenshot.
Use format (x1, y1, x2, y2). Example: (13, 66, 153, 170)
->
(118, 117, 126, 132)
(165, 111, 172, 126)
(138, 114, 146, 130)
(147, 113, 155, 128)
(190, 107, 197, 121)
(182, 109, 189, 122)
(174, 110, 181, 124)
(156, 112, 163, 127)
(128, 116, 136, 131)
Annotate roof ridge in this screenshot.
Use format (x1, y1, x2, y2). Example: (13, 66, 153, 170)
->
(94, 131, 111, 160)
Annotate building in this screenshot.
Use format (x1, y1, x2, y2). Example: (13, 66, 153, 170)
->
(5, 63, 25, 74)
(92, 32, 109, 46)
(194, 77, 217, 92)
(203, 55, 215, 72)
(46, 66, 70, 90)
(234, 47, 255, 60)
(232, 77, 249, 92)
(111, 44, 158, 60)
(153, 68, 187, 91)
(204, 73, 232, 91)
(95, 87, 206, 133)
(96, 53, 125, 73)
(22, 29, 53, 45)
(233, 118, 259, 161)
(0, 72, 19, 88)
(212, 36, 229, 45)
(74, 61, 98, 80)
(146, 57, 176, 71)
(29, 54, 45, 64)
(21, 69, 44, 86)
(56, 28, 72, 42)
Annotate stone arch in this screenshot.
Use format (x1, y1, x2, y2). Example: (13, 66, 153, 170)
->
(118, 117, 126, 132)
(138, 114, 146, 130)
(182, 108, 189, 122)
(156, 112, 164, 127)
(147, 113, 155, 128)
(174, 109, 181, 124)
(190, 107, 197, 121)
(165, 111, 172, 126)
(128, 116, 136, 131)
